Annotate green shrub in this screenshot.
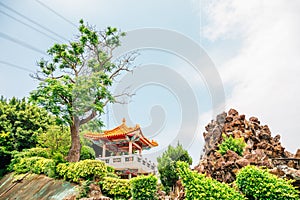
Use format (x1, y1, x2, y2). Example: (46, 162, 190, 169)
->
(130, 174, 158, 200)
(218, 133, 246, 156)
(8, 148, 51, 170)
(13, 156, 56, 177)
(236, 165, 299, 200)
(100, 177, 131, 199)
(0, 146, 12, 177)
(80, 145, 95, 160)
(33, 158, 56, 177)
(56, 159, 107, 183)
(176, 161, 245, 200)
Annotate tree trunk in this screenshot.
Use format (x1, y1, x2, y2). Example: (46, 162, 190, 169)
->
(67, 118, 81, 162)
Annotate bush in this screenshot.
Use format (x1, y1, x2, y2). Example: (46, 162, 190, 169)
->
(101, 177, 131, 199)
(176, 161, 245, 200)
(130, 174, 158, 200)
(56, 159, 107, 183)
(34, 158, 56, 177)
(0, 146, 12, 177)
(236, 165, 299, 200)
(80, 145, 95, 160)
(13, 156, 56, 177)
(218, 133, 246, 156)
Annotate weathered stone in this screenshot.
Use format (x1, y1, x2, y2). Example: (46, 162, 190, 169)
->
(249, 116, 260, 124)
(236, 158, 250, 168)
(228, 108, 238, 116)
(195, 108, 300, 185)
(295, 149, 300, 158)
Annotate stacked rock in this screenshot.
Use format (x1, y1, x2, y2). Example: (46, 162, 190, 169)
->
(195, 109, 300, 185)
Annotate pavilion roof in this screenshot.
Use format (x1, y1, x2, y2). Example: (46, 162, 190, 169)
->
(84, 118, 158, 148)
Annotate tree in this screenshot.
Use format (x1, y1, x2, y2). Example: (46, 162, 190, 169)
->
(157, 143, 192, 193)
(30, 19, 137, 162)
(0, 97, 53, 152)
(37, 125, 71, 155)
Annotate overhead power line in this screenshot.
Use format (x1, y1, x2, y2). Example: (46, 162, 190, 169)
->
(0, 1, 68, 41)
(0, 60, 34, 73)
(35, 0, 77, 28)
(0, 10, 60, 42)
(0, 32, 47, 55)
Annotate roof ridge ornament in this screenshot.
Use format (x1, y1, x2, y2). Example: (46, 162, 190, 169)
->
(122, 118, 126, 124)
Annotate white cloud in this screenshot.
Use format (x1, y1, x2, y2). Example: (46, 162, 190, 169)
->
(202, 0, 300, 153)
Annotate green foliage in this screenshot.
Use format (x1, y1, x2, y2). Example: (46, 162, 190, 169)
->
(56, 159, 107, 183)
(76, 180, 91, 199)
(176, 161, 245, 200)
(80, 145, 95, 160)
(157, 143, 192, 192)
(30, 19, 137, 161)
(37, 125, 70, 156)
(236, 165, 299, 200)
(8, 147, 51, 170)
(0, 97, 53, 152)
(0, 146, 11, 177)
(130, 174, 158, 200)
(13, 156, 56, 177)
(100, 177, 131, 199)
(218, 133, 246, 156)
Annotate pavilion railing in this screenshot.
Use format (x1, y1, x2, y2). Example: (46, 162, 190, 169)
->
(97, 154, 156, 172)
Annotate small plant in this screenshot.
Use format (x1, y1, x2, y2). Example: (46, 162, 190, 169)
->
(76, 180, 91, 199)
(130, 174, 158, 200)
(100, 177, 131, 199)
(218, 133, 246, 156)
(176, 161, 245, 200)
(236, 165, 299, 200)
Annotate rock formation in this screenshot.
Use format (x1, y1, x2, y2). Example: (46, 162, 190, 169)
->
(194, 109, 300, 188)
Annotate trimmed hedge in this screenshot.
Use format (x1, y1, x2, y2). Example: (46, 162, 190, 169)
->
(130, 174, 158, 200)
(101, 177, 131, 199)
(56, 159, 107, 183)
(13, 156, 56, 177)
(176, 161, 245, 200)
(236, 165, 299, 200)
(8, 148, 51, 170)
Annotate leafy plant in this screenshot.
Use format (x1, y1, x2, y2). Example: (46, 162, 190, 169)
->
(8, 147, 51, 171)
(0, 97, 53, 152)
(76, 180, 91, 199)
(0, 146, 12, 177)
(176, 161, 245, 200)
(13, 156, 56, 177)
(100, 177, 131, 199)
(236, 165, 299, 200)
(130, 174, 158, 200)
(218, 133, 246, 156)
(157, 143, 192, 193)
(56, 159, 107, 183)
(80, 145, 95, 160)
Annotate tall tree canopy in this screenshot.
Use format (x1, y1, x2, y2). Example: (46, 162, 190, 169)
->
(0, 97, 53, 152)
(30, 20, 137, 162)
(157, 143, 192, 193)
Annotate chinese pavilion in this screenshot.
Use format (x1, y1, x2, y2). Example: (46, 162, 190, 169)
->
(84, 118, 158, 178)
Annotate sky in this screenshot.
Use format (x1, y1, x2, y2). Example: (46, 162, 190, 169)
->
(0, 0, 299, 165)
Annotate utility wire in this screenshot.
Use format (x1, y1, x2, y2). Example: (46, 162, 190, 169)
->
(0, 1, 68, 41)
(35, 0, 77, 28)
(0, 10, 60, 42)
(0, 60, 34, 73)
(0, 32, 47, 55)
